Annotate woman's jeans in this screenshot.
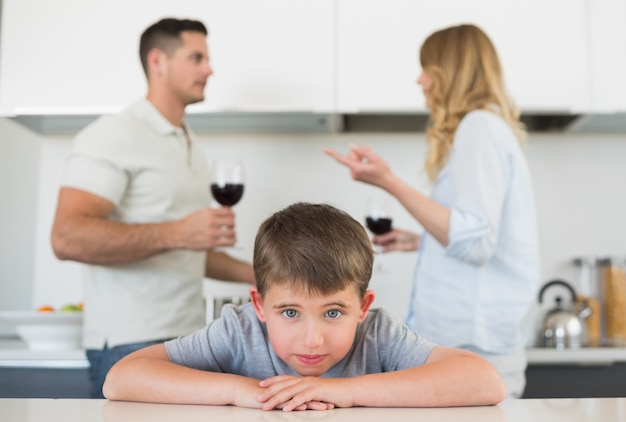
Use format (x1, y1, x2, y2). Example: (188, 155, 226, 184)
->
(86, 339, 166, 398)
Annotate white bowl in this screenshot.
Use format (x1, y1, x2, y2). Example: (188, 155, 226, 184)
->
(0, 311, 83, 350)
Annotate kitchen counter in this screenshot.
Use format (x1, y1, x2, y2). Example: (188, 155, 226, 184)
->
(3, 336, 626, 399)
(0, 337, 90, 398)
(526, 346, 626, 365)
(0, 337, 87, 368)
(2, 397, 626, 422)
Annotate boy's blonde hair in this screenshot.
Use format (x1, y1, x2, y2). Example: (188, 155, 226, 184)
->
(420, 24, 526, 181)
(253, 203, 374, 298)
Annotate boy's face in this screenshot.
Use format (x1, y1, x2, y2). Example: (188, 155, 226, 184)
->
(250, 284, 375, 377)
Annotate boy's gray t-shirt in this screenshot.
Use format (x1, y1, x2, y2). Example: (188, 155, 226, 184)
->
(165, 303, 436, 379)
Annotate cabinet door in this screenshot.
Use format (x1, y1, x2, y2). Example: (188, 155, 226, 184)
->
(192, 0, 335, 113)
(587, 0, 626, 112)
(0, 0, 335, 115)
(337, 0, 590, 113)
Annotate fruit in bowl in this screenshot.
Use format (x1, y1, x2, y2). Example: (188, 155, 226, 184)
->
(37, 305, 55, 313)
(37, 303, 83, 313)
(60, 303, 83, 312)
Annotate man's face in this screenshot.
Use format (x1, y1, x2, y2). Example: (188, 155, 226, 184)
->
(250, 283, 375, 377)
(160, 31, 213, 105)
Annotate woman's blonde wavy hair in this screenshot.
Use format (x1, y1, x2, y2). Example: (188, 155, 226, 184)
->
(420, 24, 526, 181)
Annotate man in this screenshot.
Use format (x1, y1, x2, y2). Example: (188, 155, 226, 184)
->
(51, 18, 254, 398)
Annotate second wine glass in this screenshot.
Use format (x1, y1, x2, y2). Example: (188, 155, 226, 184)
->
(365, 195, 393, 272)
(210, 159, 245, 207)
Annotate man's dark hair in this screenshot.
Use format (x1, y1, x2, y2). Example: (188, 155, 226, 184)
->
(139, 18, 208, 76)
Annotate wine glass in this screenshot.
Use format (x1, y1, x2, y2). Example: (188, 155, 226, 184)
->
(364, 195, 393, 272)
(210, 159, 245, 207)
(210, 159, 245, 249)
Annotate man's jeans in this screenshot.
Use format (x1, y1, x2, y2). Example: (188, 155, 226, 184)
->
(86, 340, 166, 398)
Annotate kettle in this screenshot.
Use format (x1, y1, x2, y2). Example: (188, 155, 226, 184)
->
(537, 279, 593, 349)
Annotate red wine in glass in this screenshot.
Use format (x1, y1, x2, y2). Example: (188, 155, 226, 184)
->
(211, 159, 244, 207)
(365, 216, 393, 235)
(210, 183, 244, 207)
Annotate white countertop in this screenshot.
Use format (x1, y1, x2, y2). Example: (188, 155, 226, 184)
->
(526, 346, 626, 365)
(0, 337, 87, 368)
(2, 397, 626, 422)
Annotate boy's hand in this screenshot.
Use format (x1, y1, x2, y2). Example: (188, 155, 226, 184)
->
(228, 376, 327, 411)
(257, 375, 351, 411)
(228, 378, 268, 409)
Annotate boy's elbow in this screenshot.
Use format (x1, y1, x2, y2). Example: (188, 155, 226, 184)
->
(101, 360, 127, 401)
(101, 380, 114, 400)
(485, 373, 507, 405)
(464, 353, 507, 405)
(477, 361, 507, 405)
(102, 370, 122, 401)
(101, 371, 114, 399)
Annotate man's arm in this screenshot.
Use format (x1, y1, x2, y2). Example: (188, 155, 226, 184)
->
(51, 187, 238, 265)
(205, 250, 255, 284)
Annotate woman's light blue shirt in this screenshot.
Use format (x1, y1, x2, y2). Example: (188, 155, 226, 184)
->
(406, 110, 541, 354)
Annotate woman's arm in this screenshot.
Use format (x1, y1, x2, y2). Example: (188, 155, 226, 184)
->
(324, 145, 451, 246)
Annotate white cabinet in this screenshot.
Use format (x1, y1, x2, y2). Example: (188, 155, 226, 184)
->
(337, 0, 590, 113)
(0, 0, 335, 115)
(587, 0, 626, 112)
(193, 0, 335, 113)
(1, 0, 618, 116)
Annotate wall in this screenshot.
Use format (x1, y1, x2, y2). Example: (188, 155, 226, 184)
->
(0, 118, 40, 333)
(29, 131, 426, 319)
(15, 127, 625, 339)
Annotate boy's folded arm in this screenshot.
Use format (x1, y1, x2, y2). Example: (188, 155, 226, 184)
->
(102, 344, 505, 408)
(256, 346, 505, 410)
(102, 344, 263, 407)
(346, 346, 506, 408)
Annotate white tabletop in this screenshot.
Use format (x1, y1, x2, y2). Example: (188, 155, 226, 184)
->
(1, 398, 626, 422)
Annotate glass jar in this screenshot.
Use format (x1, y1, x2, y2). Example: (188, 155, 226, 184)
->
(599, 257, 626, 345)
(574, 256, 602, 346)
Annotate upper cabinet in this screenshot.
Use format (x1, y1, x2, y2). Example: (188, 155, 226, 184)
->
(337, 0, 590, 113)
(587, 0, 626, 112)
(1, 0, 622, 116)
(0, 0, 335, 115)
(194, 0, 335, 114)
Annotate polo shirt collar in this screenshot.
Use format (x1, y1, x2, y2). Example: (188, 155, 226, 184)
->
(130, 98, 189, 135)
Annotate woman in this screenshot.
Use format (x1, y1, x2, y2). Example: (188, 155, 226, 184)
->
(324, 24, 540, 398)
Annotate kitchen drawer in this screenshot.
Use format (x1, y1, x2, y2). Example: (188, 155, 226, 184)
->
(0, 367, 90, 398)
(523, 362, 626, 398)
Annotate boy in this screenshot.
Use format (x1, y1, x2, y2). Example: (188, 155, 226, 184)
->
(103, 203, 505, 411)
